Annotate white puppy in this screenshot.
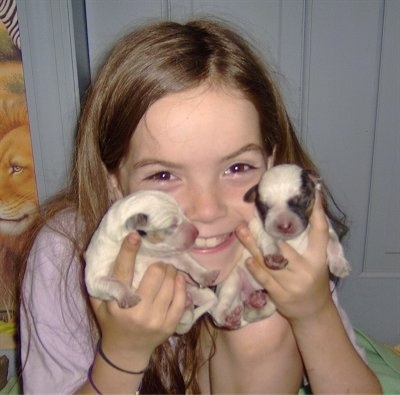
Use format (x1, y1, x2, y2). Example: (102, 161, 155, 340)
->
(211, 164, 351, 328)
(85, 190, 218, 334)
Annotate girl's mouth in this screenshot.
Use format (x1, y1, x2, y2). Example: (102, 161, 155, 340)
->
(191, 232, 234, 253)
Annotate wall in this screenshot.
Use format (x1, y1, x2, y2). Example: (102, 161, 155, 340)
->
(17, 0, 400, 344)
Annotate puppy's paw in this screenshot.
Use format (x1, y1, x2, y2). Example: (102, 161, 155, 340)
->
(117, 292, 141, 309)
(223, 305, 243, 329)
(176, 308, 195, 334)
(244, 289, 267, 309)
(328, 257, 351, 278)
(212, 305, 243, 329)
(243, 300, 276, 323)
(327, 236, 351, 278)
(264, 254, 288, 270)
(87, 277, 141, 308)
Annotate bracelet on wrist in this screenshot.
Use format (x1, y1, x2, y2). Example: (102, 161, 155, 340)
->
(88, 361, 143, 395)
(97, 340, 148, 375)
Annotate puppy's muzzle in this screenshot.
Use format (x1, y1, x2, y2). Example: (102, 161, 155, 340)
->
(173, 221, 199, 251)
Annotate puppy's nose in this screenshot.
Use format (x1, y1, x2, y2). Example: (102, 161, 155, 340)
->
(276, 221, 295, 235)
(178, 221, 199, 248)
(187, 224, 200, 243)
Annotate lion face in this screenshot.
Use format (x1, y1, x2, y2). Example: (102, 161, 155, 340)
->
(0, 124, 38, 235)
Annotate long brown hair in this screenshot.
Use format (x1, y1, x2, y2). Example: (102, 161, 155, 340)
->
(20, 19, 347, 393)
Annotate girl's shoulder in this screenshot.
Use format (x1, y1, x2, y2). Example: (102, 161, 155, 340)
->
(27, 207, 84, 274)
(35, 207, 85, 249)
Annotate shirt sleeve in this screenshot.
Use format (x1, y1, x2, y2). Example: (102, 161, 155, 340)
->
(20, 218, 94, 394)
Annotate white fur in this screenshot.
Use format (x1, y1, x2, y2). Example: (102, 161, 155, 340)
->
(211, 164, 351, 328)
(85, 190, 218, 334)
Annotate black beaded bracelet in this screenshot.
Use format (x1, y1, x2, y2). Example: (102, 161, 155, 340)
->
(97, 340, 148, 375)
(88, 362, 142, 395)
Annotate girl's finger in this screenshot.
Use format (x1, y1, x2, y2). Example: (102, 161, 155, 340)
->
(112, 232, 141, 286)
(238, 224, 290, 286)
(275, 240, 301, 270)
(236, 223, 264, 263)
(135, 262, 168, 302)
(245, 257, 275, 289)
(164, 273, 187, 328)
(152, 264, 179, 311)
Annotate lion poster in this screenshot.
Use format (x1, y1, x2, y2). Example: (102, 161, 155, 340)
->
(0, 1, 38, 323)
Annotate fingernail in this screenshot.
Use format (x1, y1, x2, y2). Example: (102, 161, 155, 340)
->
(127, 233, 140, 245)
(236, 223, 250, 237)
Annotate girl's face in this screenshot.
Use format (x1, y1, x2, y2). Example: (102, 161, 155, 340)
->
(110, 85, 270, 282)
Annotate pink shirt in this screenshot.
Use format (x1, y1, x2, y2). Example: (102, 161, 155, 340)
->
(20, 213, 94, 393)
(20, 211, 364, 393)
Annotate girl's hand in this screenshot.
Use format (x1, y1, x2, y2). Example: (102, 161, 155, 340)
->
(237, 191, 332, 321)
(90, 232, 187, 367)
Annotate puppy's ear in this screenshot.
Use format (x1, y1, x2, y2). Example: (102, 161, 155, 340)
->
(244, 185, 258, 203)
(303, 169, 322, 189)
(125, 213, 148, 231)
(300, 169, 320, 218)
(303, 169, 322, 184)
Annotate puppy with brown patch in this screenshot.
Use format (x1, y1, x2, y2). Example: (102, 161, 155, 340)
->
(211, 164, 351, 329)
(85, 190, 218, 334)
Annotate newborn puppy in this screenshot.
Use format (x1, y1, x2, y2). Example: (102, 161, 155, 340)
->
(211, 164, 351, 329)
(85, 190, 218, 334)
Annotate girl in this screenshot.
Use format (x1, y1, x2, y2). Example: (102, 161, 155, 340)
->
(20, 19, 381, 394)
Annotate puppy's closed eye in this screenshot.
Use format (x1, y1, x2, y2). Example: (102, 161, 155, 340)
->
(287, 194, 312, 227)
(288, 194, 312, 211)
(163, 223, 178, 236)
(125, 213, 148, 231)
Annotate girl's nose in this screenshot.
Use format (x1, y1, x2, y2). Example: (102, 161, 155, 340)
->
(183, 186, 227, 224)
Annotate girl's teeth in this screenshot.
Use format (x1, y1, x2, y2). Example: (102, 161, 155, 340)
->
(194, 234, 229, 248)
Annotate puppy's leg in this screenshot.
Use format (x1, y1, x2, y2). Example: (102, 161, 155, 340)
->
(244, 289, 267, 309)
(176, 286, 218, 334)
(239, 266, 277, 324)
(87, 276, 140, 308)
(250, 220, 288, 269)
(176, 298, 195, 335)
(327, 227, 351, 278)
(243, 297, 276, 323)
(211, 268, 244, 329)
(174, 254, 219, 287)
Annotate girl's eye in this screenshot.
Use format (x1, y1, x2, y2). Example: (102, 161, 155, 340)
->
(146, 171, 175, 182)
(225, 163, 255, 175)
